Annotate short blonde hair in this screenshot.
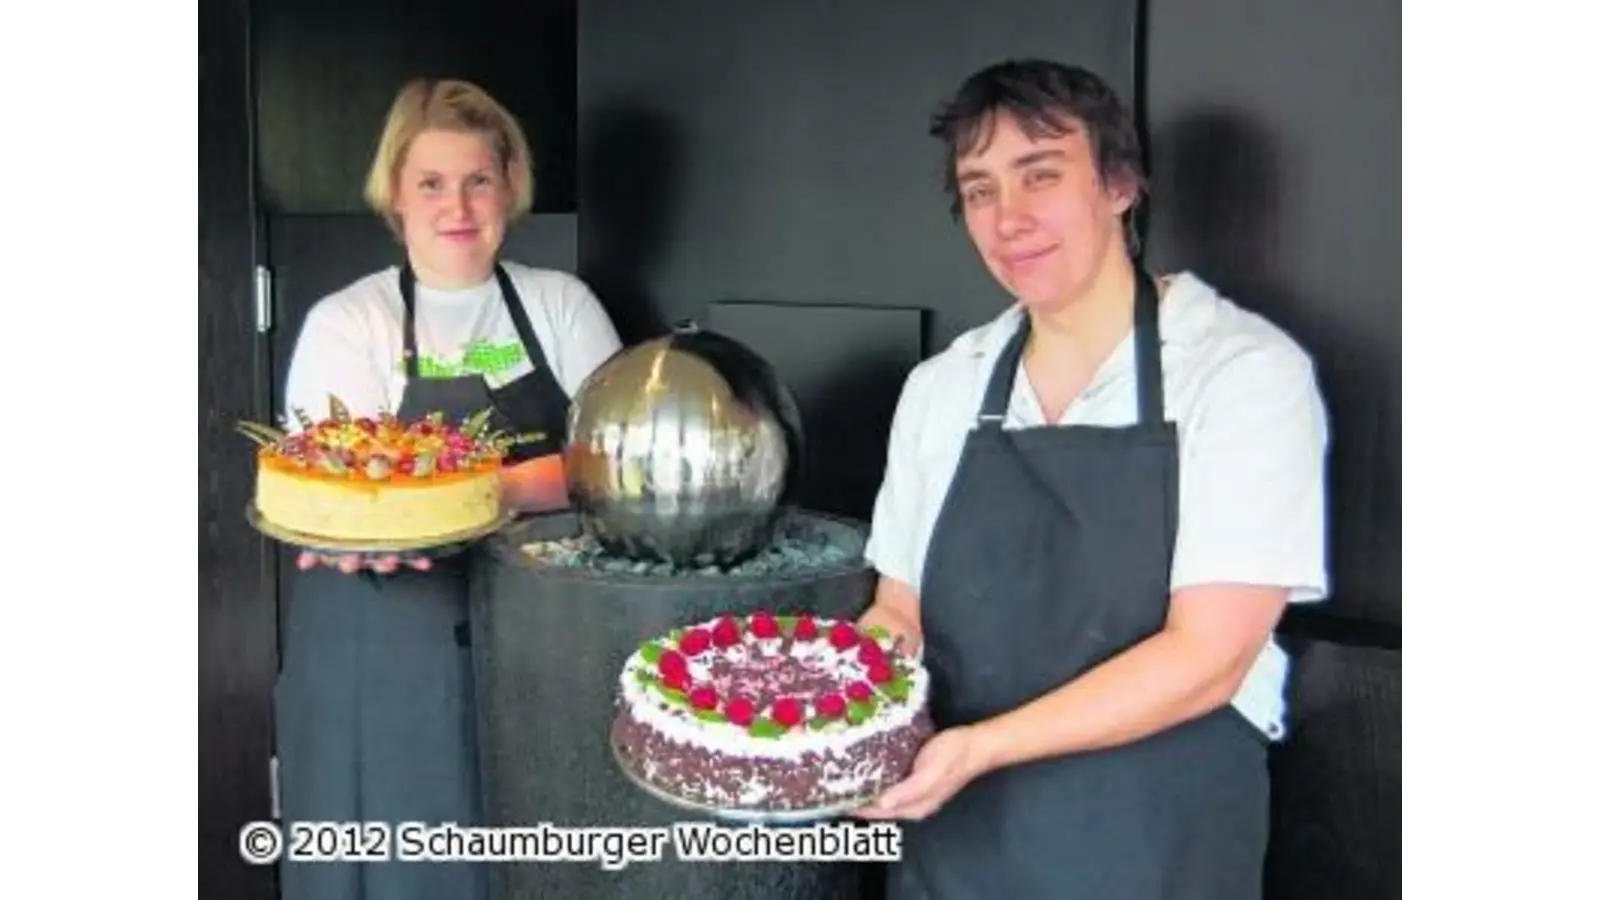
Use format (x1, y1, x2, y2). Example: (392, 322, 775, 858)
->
(364, 78, 535, 236)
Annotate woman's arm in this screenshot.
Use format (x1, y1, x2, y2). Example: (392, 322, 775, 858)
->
(550, 274, 623, 393)
(965, 585, 1287, 765)
(855, 361, 937, 652)
(499, 453, 571, 513)
(493, 273, 616, 516)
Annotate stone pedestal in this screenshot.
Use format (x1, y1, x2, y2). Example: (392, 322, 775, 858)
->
(469, 510, 885, 899)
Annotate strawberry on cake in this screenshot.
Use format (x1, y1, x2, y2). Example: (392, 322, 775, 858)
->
(611, 611, 933, 813)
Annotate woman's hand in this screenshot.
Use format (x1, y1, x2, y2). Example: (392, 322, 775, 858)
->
(853, 726, 990, 821)
(295, 551, 432, 574)
(858, 576, 924, 658)
(858, 604, 921, 658)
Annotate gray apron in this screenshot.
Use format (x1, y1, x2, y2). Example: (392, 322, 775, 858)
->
(888, 271, 1271, 900)
(275, 262, 570, 900)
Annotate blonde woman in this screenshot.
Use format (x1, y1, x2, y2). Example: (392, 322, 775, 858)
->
(274, 79, 621, 900)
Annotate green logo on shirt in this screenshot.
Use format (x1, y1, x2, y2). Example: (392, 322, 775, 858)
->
(406, 339, 529, 385)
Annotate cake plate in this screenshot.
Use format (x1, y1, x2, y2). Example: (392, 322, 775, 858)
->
(611, 739, 879, 826)
(246, 504, 516, 558)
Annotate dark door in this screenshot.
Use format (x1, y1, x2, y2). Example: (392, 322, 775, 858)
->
(202, 2, 581, 897)
(199, 0, 281, 896)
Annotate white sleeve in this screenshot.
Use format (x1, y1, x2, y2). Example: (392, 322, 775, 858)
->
(1169, 344, 1331, 603)
(550, 274, 623, 396)
(281, 299, 394, 431)
(864, 365, 932, 593)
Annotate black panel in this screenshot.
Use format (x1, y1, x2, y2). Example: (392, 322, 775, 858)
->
(1265, 640, 1402, 900)
(199, 0, 278, 896)
(576, 0, 1137, 350)
(1141, 2, 1400, 897)
(1142, 0, 1401, 629)
(254, 0, 577, 214)
(708, 301, 927, 521)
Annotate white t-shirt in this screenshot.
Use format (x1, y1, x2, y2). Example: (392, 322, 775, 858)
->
(281, 261, 622, 428)
(863, 271, 1330, 740)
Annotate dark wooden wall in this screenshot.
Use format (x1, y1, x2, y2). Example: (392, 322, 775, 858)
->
(1141, 0, 1401, 896)
(576, 0, 1136, 353)
(1144, 0, 1401, 635)
(199, 0, 278, 896)
(575, 0, 1137, 523)
(252, 0, 577, 215)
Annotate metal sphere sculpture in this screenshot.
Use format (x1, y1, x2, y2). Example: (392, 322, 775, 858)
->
(563, 320, 805, 566)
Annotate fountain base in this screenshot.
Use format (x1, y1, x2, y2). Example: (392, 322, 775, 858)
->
(468, 509, 884, 899)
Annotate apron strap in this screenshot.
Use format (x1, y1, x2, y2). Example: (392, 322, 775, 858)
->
(977, 317, 1029, 430)
(975, 268, 1168, 430)
(398, 262, 555, 382)
(491, 264, 553, 372)
(1132, 269, 1166, 426)
(399, 262, 421, 380)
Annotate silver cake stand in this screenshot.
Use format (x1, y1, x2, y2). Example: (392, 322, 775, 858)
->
(611, 740, 879, 826)
(246, 504, 516, 557)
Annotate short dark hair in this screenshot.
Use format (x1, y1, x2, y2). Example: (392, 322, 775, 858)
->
(929, 60, 1147, 242)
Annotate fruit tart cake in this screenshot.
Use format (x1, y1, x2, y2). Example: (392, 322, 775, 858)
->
(238, 397, 536, 543)
(612, 611, 933, 813)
